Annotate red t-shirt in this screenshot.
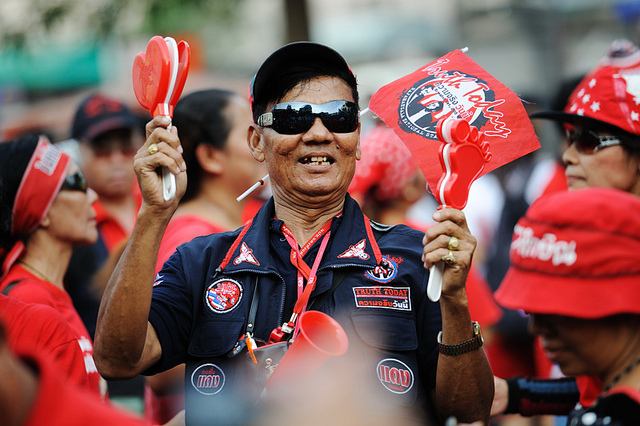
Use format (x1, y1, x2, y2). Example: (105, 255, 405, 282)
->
(0, 294, 90, 390)
(0, 265, 102, 396)
(155, 215, 228, 274)
(148, 214, 229, 423)
(94, 183, 143, 253)
(20, 351, 151, 426)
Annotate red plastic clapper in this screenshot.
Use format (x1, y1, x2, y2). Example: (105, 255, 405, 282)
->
(427, 118, 492, 302)
(132, 36, 190, 200)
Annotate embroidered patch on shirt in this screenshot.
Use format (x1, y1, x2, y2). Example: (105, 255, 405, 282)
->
(337, 239, 369, 260)
(191, 363, 225, 395)
(377, 358, 414, 394)
(233, 242, 259, 265)
(153, 273, 163, 287)
(353, 286, 411, 311)
(205, 278, 244, 314)
(365, 256, 398, 283)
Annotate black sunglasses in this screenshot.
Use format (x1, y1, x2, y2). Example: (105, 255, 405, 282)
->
(565, 128, 622, 154)
(257, 100, 359, 135)
(60, 171, 88, 193)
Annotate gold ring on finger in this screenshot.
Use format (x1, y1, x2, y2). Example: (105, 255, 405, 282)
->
(442, 250, 457, 266)
(148, 143, 159, 155)
(448, 235, 459, 251)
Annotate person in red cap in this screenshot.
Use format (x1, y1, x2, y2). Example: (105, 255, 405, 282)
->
(0, 134, 103, 396)
(531, 38, 640, 197)
(490, 38, 640, 422)
(94, 41, 493, 424)
(493, 187, 640, 424)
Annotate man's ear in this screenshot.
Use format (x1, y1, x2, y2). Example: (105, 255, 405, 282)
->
(195, 144, 224, 175)
(247, 124, 266, 162)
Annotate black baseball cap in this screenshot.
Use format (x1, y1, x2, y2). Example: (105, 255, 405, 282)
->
(249, 42, 358, 121)
(71, 93, 140, 142)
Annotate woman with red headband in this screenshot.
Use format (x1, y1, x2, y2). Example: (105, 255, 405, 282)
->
(0, 134, 103, 396)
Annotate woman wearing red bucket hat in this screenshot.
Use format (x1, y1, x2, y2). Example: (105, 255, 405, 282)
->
(489, 39, 640, 423)
(493, 187, 640, 424)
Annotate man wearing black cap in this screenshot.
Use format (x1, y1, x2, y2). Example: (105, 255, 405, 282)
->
(66, 93, 146, 408)
(64, 93, 144, 336)
(71, 93, 144, 253)
(94, 42, 493, 425)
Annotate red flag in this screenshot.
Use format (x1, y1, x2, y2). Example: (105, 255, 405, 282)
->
(368, 49, 540, 197)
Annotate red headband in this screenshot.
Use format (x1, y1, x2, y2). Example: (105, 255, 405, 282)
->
(2, 137, 70, 276)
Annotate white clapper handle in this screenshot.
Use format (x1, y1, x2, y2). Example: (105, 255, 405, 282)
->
(160, 36, 179, 201)
(427, 261, 444, 302)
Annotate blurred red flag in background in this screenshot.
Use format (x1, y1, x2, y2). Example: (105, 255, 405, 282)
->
(368, 49, 540, 196)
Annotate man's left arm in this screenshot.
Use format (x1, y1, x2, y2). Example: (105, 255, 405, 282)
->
(422, 208, 494, 423)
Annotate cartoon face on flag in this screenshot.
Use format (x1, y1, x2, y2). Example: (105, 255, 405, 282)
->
(368, 49, 540, 206)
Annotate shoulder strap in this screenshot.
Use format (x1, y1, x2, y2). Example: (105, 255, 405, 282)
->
(1, 280, 23, 296)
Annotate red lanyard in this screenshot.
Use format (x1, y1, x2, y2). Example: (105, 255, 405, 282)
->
(281, 220, 332, 297)
(269, 220, 332, 342)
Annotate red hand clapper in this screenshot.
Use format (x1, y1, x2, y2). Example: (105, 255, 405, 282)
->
(132, 36, 190, 200)
(427, 118, 492, 302)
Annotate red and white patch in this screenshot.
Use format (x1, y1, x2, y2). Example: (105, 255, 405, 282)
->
(377, 358, 414, 394)
(205, 278, 243, 314)
(153, 273, 163, 287)
(191, 363, 225, 395)
(338, 239, 369, 260)
(233, 242, 259, 266)
(353, 286, 411, 311)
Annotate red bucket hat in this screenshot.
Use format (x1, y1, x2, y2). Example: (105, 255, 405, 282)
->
(530, 39, 640, 137)
(494, 187, 640, 318)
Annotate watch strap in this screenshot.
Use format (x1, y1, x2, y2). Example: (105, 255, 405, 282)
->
(437, 321, 483, 356)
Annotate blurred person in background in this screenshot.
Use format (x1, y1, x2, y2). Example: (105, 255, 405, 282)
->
(64, 92, 147, 410)
(491, 38, 640, 421)
(144, 88, 267, 424)
(64, 92, 144, 338)
(494, 187, 640, 425)
(0, 315, 186, 426)
(0, 134, 103, 396)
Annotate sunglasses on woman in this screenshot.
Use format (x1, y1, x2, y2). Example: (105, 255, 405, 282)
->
(257, 100, 359, 135)
(60, 171, 88, 193)
(565, 128, 622, 154)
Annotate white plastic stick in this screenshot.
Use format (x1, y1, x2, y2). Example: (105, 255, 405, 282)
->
(161, 37, 179, 201)
(427, 261, 444, 302)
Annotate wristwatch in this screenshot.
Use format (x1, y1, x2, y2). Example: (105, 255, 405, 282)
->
(437, 321, 484, 356)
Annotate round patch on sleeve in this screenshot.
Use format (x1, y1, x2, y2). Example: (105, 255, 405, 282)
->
(377, 358, 414, 394)
(204, 278, 244, 314)
(191, 363, 225, 395)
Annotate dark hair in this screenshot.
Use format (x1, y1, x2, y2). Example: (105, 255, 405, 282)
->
(172, 89, 237, 202)
(252, 65, 359, 122)
(0, 135, 40, 250)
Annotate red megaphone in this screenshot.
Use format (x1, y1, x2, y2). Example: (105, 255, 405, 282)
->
(266, 311, 348, 390)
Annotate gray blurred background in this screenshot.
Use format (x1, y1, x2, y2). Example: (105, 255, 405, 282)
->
(1, 0, 638, 153)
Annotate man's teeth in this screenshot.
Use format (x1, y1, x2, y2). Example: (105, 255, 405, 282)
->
(307, 156, 330, 165)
